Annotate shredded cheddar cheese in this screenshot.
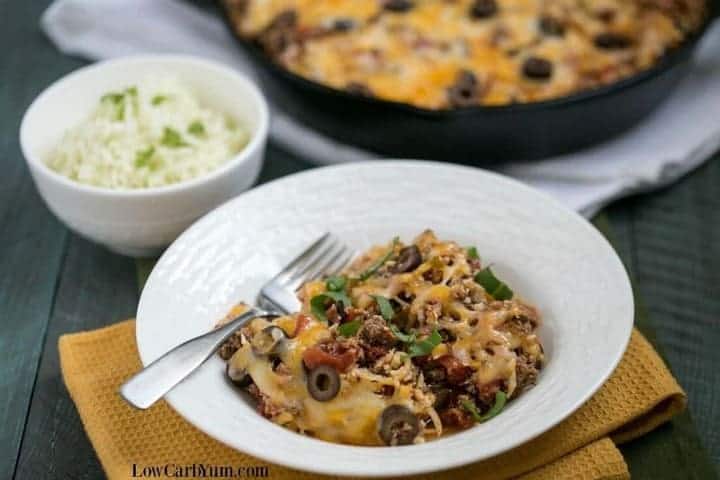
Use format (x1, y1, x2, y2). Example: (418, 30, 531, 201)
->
(222, 0, 706, 109)
(220, 230, 544, 445)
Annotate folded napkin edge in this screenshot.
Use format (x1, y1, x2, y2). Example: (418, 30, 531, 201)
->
(58, 330, 118, 479)
(611, 393, 687, 445)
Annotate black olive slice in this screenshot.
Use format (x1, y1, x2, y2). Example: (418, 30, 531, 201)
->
(307, 365, 341, 401)
(447, 70, 480, 107)
(522, 57, 553, 80)
(469, 0, 497, 19)
(332, 18, 356, 31)
(226, 363, 251, 388)
(378, 405, 420, 445)
(251, 325, 287, 356)
(383, 0, 414, 12)
(392, 245, 422, 273)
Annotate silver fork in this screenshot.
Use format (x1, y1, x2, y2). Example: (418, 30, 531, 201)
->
(119, 233, 352, 409)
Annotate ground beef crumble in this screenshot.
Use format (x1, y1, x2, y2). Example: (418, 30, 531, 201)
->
(218, 331, 243, 360)
(247, 384, 282, 419)
(357, 315, 396, 365)
(515, 350, 541, 395)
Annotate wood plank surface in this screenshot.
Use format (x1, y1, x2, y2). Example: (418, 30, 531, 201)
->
(596, 210, 719, 479)
(12, 143, 312, 480)
(608, 155, 720, 467)
(13, 236, 138, 480)
(0, 1, 83, 477)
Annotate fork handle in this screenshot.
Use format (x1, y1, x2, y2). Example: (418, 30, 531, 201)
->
(119, 307, 273, 409)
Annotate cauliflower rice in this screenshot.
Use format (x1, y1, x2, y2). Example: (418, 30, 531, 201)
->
(46, 75, 249, 189)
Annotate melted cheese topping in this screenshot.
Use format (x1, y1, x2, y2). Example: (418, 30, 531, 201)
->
(230, 316, 420, 445)
(224, 229, 544, 445)
(343, 231, 540, 398)
(223, 0, 705, 109)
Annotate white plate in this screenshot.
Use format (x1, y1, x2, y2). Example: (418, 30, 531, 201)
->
(136, 161, 633, 477)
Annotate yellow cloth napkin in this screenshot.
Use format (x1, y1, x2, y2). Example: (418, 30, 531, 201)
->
(59, 321, 685, 480)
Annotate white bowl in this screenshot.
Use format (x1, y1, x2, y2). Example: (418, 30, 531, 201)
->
(20, 55, 269, 257)
(136, 161, 634, 477)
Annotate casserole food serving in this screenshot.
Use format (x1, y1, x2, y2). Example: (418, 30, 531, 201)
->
(219, 0, 717, 161)
(224, 0, 706, 109)
(219, 230, 544, 446)
(135, 162, 634, 476)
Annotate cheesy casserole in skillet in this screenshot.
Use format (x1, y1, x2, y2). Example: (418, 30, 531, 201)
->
(222, 0, 705, 109)
(219, 230, 544, 446)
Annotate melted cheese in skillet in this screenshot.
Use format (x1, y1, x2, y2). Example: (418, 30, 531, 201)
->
(224, 0, 705, 108)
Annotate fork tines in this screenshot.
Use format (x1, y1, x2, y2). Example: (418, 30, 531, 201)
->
(274, 233, 352, 291)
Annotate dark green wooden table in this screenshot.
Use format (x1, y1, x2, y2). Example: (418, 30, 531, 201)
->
(2, 1, 718, 478)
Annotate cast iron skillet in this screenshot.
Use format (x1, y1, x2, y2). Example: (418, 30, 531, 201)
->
(218, 2, 719, 163)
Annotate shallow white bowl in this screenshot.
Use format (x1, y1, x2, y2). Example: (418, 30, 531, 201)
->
(20, 55, 269, 257)
(136, 161, 633, 477)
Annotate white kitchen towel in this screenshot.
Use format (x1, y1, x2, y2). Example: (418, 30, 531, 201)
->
(41, 0, 720, 216)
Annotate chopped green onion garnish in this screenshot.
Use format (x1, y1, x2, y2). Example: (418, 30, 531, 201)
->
(160, 127, 189, 148)
(474, 267, 513, 300)
(325, 276, 347, 292)
(151, 95, 168, 105)
(117, 103, 126, 121)
(134, 146, 155, 169)
(100, 92, 125, 121)
(358, 237, 398, 281)
(337, 319, 362, 337)
(466, 246, 479, 260)
(310, 291, 352, 322)
(188, 120, 206, 137)
(461, 391, 507, 423)
(100, 87, 136, 121)
(389, 324, 415, 344)
(482, 391, 507, 420)
(461, 399, 482, 421)
(407, 329, 442, 358)
(101, 92, 124, 104)
(310, 295, 328, 322)
(372, 295, 395, 321)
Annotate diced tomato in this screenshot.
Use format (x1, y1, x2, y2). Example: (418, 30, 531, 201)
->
(440, 407, 475, 429)
(302, 342, 358, 372)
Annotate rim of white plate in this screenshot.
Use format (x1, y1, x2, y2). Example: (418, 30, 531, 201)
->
(136, 160, 633, 477)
